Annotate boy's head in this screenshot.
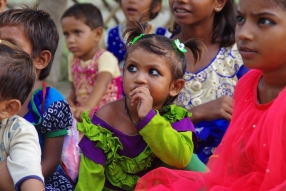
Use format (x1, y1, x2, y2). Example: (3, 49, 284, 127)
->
(118, 0, 162, 21)
(0, 5, 59, 80)
(0, 40, 36, 120)
(61, 3, 104, 61)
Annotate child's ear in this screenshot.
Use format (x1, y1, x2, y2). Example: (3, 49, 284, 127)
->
(169, 79, 185, 97)
(34, 50, 52, 71)
(151, 1, 162, 15)
(214, 0, 227, 12)
(93, 27, 103, 42)
(0, 0, 7, 12)
(0, 99, 21, 120)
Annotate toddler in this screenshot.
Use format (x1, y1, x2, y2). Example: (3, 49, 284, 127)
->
(75, 18, 205, 191)
(61, 3, 122, 121)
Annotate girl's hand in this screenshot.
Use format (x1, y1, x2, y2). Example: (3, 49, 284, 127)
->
(190, 96, 233, 123)
(73, 106, 89, 122)
(130, 87, 153, 119)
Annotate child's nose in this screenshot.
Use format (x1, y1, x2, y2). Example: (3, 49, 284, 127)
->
(236, 22, 254, 41)
(67, 35, 76, 43)
(134, 72, 147, 84)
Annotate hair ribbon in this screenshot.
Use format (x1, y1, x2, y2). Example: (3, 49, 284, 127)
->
(130, 34, 144, 45)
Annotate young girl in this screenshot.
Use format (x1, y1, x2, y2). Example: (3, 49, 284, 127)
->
(170, 0, 249, 163)
(0, 7, 75, 190)
(136, 0, 286, 190)
(61, 3, 122, 121)
(100, 0, 170, 68)
(75, 19, 205, 191)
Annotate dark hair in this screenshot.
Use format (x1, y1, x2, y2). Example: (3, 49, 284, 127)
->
(123, 19, 204, 105)
(0, 5, 59, 80)
(61, 3, 103, 29)
(171, 0, 237, 47)
(0, 40, 36, 105)
(117, 0, 162, 20)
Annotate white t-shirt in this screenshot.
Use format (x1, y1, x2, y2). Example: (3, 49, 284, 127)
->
(0, 115, 44, 190)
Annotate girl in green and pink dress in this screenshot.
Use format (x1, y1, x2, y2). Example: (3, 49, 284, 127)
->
(75, 19, 206, 191)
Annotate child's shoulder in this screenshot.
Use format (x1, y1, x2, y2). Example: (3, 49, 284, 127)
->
(4, 115, 37, 136)
(98, 50, 117, 60)
(96, 98, 124, 123)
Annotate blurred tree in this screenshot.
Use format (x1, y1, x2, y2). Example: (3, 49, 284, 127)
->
(38, 0, 68, 83)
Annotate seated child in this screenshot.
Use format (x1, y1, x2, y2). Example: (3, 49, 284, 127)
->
(0, 6, 75, 190)
(0, 40, 44, 191)
(135, 0, 286, 190)
(100, 0, 170, 68)
(75, 18, 205, 191)
(61, 3, 122, 121)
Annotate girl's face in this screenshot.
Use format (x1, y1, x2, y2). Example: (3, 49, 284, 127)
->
(123, 48, 175, 109)
(236, 0, 286, 72)
(121, 0, 153, 21)
(169, 0, 218, 26)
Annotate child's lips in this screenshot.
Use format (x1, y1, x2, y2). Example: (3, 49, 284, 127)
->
(173, 7, 191, 17)
(126, 8, 137, 16)
(239, 46, 257, 58)
(69, 47, 79, 53)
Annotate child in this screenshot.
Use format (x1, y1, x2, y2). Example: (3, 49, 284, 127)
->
(0, 40, 44, 191)
(75, 19, 205, 191)
(0, 6, 75, 190)
(136, 0, 286, 190)
(100, 0, 170, 68)
(170, 0, 249, 163)
(61, 3, 122, 121)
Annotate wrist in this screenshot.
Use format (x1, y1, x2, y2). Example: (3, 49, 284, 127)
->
(189, 107, 204, 124)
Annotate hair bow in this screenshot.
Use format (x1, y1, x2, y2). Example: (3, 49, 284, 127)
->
(174, 39, 187, 53)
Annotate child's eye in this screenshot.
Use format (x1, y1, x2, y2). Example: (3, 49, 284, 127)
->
(127, 65, 137, 72)
(236, 16, 245, 24)
(258, 18, 275, 26)
(63, 33, 69, 38)
(75, 30, 81, 35)
(149, 69, 160, 76)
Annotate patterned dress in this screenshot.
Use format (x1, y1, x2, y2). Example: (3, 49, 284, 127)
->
(24, 85, 74, 191)
(174, 44, 249, 163)
(71, 49, 122, 117)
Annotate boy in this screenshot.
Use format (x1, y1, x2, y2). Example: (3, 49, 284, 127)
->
(0, 40, 44, 191)
(0, 6, 75, 190)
